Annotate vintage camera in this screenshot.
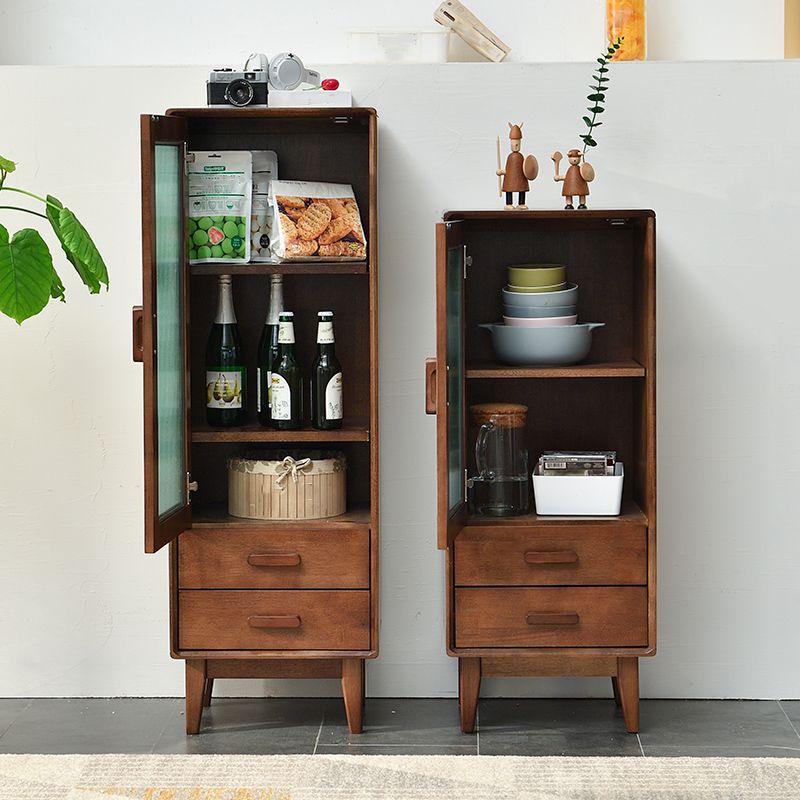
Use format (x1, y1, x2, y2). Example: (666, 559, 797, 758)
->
(207, 54, 269, 107)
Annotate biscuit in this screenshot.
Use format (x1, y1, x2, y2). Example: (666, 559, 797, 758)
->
(279, 213, 297, 240)
(285, 239, 319, 257)
(319, 198, 348, 219)
(276, 195, 306, 209)
(318, 241, 366, 259)
(318, 216, 354, 245)
(283, 205, 305, 221)
(296, 203, 332, 241)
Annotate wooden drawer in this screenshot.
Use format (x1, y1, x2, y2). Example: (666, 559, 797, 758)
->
(178, 528, 369, 589)
(454, 526, 646, 586)
(455, 587, 647, 648)
(178, 590, 370, 651)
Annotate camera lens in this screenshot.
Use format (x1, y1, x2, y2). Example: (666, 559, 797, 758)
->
(225, 79, 254, 107)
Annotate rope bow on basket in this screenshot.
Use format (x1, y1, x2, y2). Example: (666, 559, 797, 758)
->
(274, 456, 313, 490)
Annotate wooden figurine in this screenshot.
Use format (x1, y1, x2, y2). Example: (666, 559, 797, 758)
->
(551, 149, 595, 209)
(496, 123, 538, 210)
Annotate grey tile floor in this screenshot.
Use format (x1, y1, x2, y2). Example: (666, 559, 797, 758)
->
(1, 698, 799, 756)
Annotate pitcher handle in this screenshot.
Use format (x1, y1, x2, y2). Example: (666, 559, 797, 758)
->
(475, 422, 495, 479)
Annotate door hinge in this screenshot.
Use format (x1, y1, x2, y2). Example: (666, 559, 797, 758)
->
(463, 245, 472, 279)
(186, 472, 198, 503)
(463, 468, 469, 502)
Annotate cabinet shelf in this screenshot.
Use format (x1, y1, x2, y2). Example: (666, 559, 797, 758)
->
(191, 419, 370, 443)
(190, 261, 369, 276)
(465, 361, 646, 379)
(466, 498, 648, 528)
(192, 503, 371, 529)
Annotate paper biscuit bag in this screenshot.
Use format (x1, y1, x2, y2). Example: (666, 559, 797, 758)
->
(269, 180, 367, 261)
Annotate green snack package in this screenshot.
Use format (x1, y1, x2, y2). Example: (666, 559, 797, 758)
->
(187, 151, 252, 264)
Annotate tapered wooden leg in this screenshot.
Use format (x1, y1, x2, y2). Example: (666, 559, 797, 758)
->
(341, 658, 365, 734)
(202, 677, 214, 707)
(616, 657, 640, 733)
(458, 657, 481, 733)
(611, 676, 621, 707)
(185, 659, 207, 735)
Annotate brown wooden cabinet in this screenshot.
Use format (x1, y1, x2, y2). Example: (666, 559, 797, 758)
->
(427, 210, 656, 734)
(135, 108, 378, 734)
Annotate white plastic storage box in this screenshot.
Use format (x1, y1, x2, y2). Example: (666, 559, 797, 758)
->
(532, 463, 624, 516)
(349, 30, 450, 63)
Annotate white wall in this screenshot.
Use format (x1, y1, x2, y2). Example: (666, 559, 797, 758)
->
(0, 61, 799, 700)
(0, 0, 786, 65)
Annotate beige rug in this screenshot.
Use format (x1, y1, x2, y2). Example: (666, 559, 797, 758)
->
(0, 754, 798, 799)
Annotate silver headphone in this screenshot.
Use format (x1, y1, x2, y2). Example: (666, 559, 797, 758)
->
(245, 52, 321, 91)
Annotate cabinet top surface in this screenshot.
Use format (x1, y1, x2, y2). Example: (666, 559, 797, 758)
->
(442, 209, 655, 221)
(163, 107, 376, 120)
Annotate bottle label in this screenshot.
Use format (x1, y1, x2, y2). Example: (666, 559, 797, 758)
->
(206, 369, 243, 409)
(325, 372, 343, 420)
(270, 374, 292, 420)
(317, 321, 334, 344)
(278, 321, 295, 344)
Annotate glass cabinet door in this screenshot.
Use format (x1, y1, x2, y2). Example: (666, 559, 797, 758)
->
(435, 221, 467, 549)
(141, 114, 191, 554)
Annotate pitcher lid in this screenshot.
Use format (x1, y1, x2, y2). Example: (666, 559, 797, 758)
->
(470, 403, 528, 426)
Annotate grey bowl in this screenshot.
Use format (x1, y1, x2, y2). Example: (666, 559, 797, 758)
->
(502, 282, 579, 308)
(479, 322, 605, 366)
(503, 304, 577, 319)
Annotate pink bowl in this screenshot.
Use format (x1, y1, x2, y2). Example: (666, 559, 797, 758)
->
(503, 314, 578, 328)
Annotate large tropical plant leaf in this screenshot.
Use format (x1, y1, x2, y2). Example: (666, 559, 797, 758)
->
(0, 224, 54, 324)
(46, 194, 109, 293)
(0, 155, 16, 173)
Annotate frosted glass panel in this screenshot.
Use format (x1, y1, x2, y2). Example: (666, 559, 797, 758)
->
(446, 245, 463, 514)
(154, 143, 185, 519)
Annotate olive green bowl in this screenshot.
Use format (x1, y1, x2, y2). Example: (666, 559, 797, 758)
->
(507, 264, 567, 288)
(507, 282, 567, 294)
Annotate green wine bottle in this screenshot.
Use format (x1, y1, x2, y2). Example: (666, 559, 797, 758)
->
(270, 311, 302, 430)
(311, 311, 343, 430)
(205, 274, 245, 427)
(257, 274, 283, 426)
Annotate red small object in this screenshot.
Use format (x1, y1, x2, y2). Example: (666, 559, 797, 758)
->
(321, 78, 339, 91)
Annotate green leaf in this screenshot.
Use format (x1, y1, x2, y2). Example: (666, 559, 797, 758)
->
(588, 93, 606, 101)
(46, 194, 108, 293)
(592, 121, 603, 127)
(50, 267, 66, 302)
(597, 58, 607, 64)
(583, 116, 593, 127)
(0, 224, 54, 323)
(597, 76, 610, 82)
(0, 155, 16, 173)
(589, 106, 605, 114)
(598, 66, 609, 73)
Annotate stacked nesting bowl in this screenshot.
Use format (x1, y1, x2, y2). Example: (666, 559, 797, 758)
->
(483, 264, 605, 366)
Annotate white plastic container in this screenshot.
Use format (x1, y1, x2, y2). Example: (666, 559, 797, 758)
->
(532, 463, 624, 516)
(349, 29, 450, 63)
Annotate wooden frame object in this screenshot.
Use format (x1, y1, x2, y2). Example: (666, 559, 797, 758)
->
(427, 210, 656, 734)
(137, 107, 379, 734)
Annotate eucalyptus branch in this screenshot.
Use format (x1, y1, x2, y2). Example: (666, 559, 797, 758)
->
(580, 37, 624, 155)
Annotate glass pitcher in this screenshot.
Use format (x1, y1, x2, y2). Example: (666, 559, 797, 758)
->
(468, 403, 530, 516)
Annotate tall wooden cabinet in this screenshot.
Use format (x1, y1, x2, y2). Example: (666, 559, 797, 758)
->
(134, 108, 378, 734)
(426, 210, 656, 733)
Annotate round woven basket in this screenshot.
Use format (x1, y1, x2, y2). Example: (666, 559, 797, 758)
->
(228, 450, 347, 520)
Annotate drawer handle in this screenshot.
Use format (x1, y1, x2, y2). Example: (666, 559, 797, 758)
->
(247, 615, 302, 629)
(247, 552, 302, 567)
(525, 611, 580, 626)
(524, 550, 578, 565)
